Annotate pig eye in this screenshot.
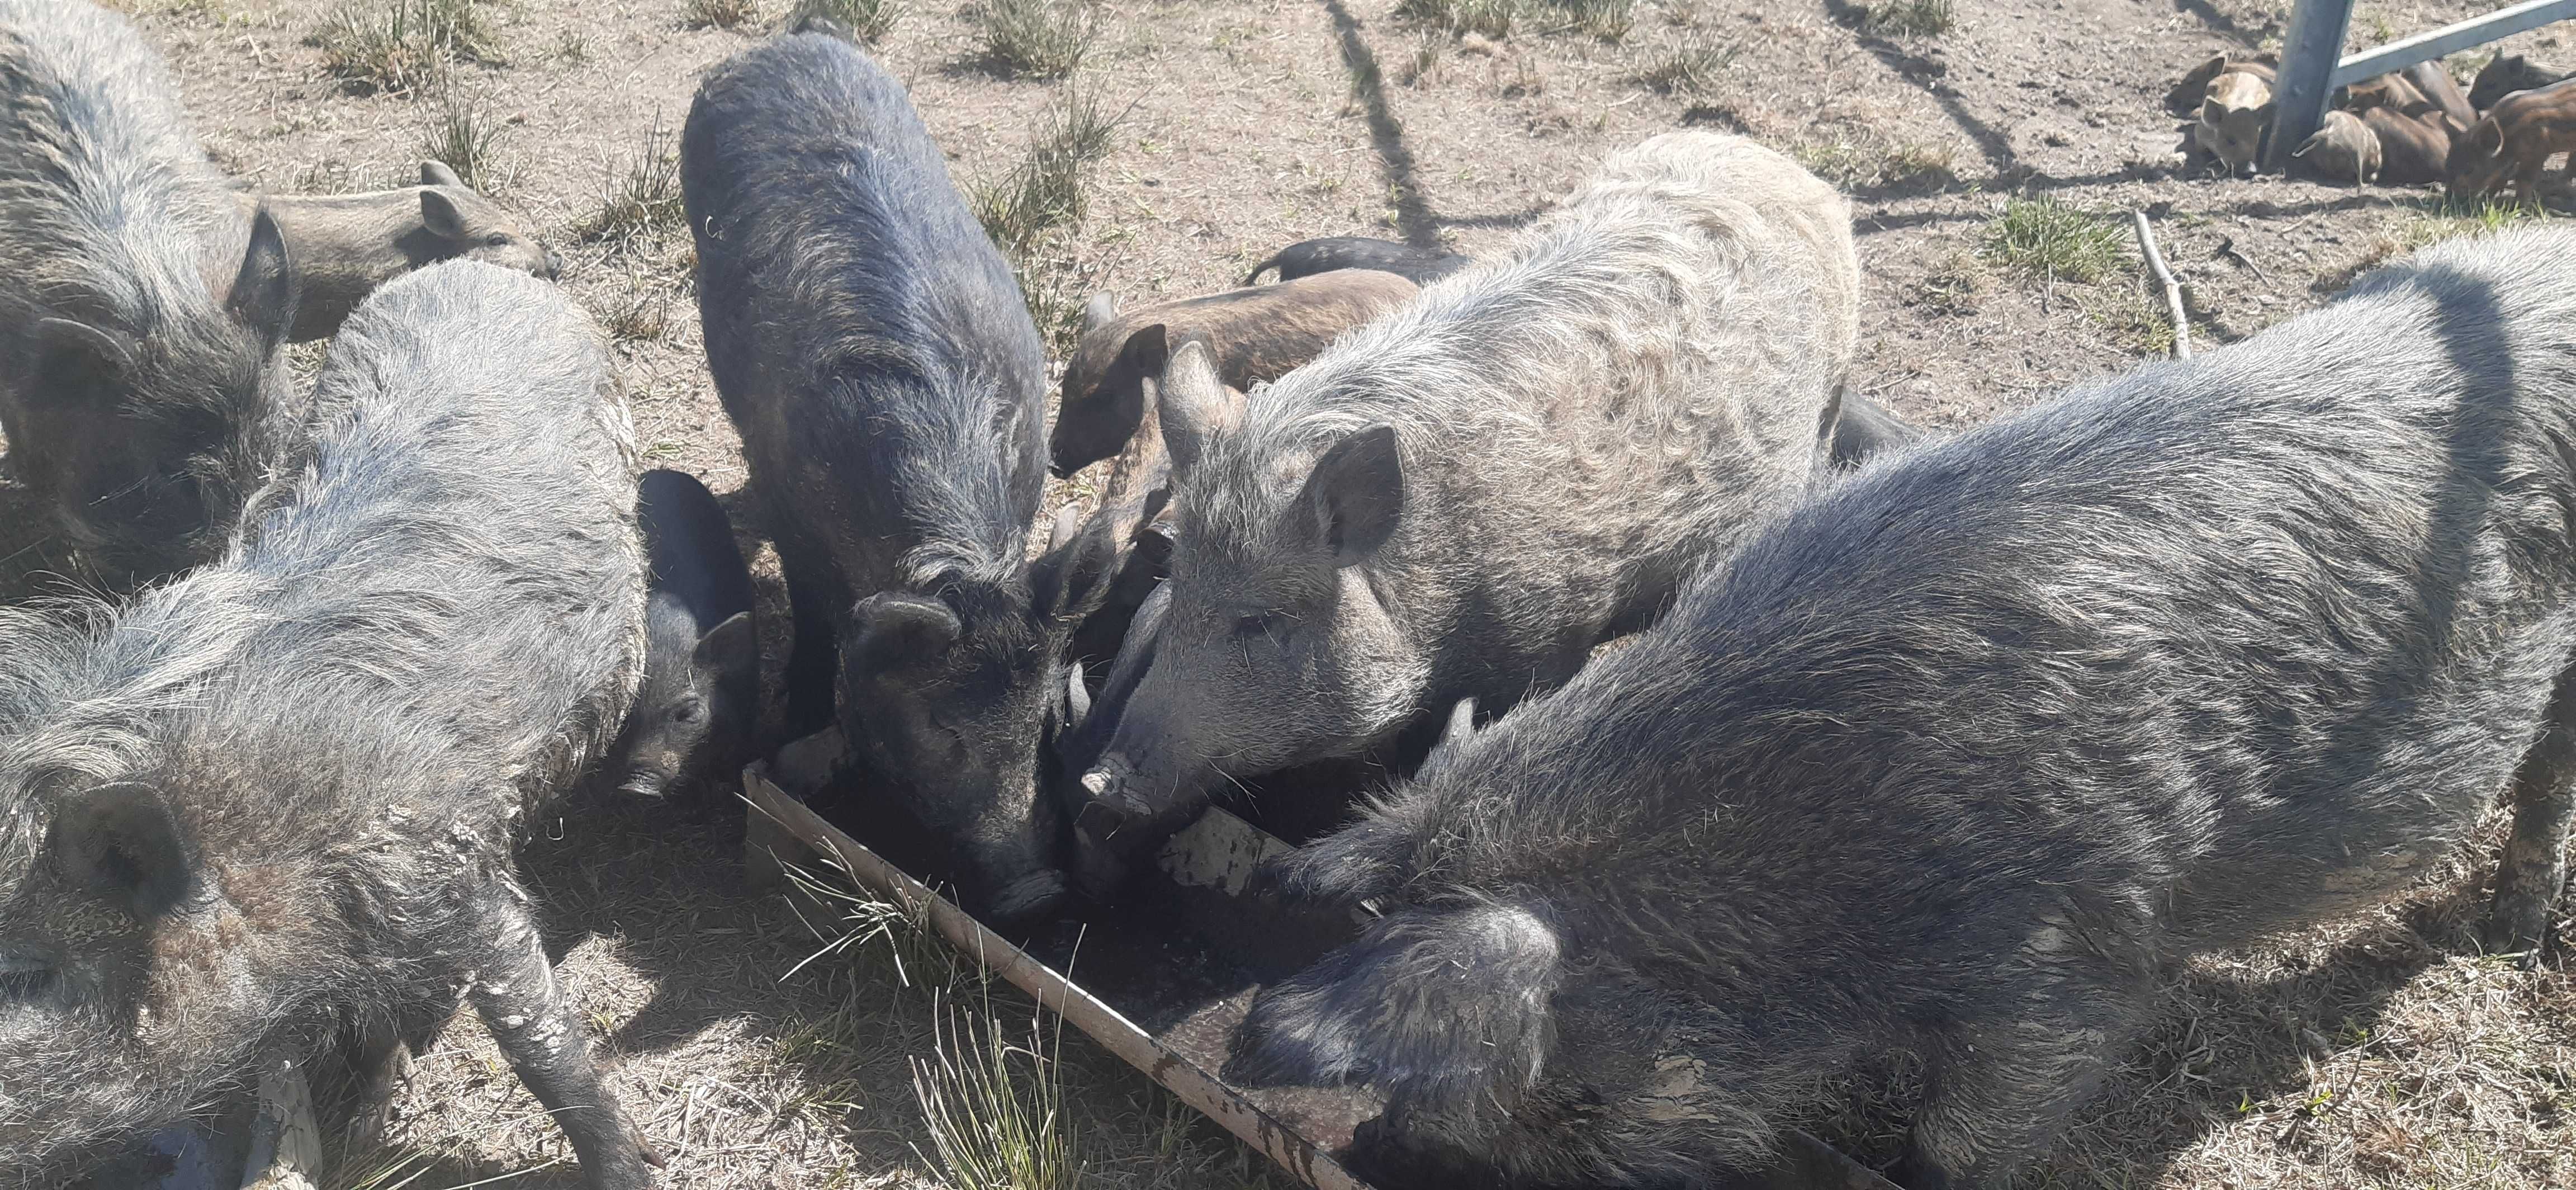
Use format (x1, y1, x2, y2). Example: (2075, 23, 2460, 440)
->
(670, 696, 706, 725)
(484, 233, 512, 247)
(1232, 611, 1286, 638)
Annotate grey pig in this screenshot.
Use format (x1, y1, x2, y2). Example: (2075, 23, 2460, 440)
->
(1067, 131, 1860, 899)
(1229, 224, 2576, 1190)
(685, 29, 1107, 922)
(251, 160, 562, 342)
(0, 0, 301, 590)
(0, 261, 654, 1187)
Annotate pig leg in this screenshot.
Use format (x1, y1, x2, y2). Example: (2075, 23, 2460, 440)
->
(775, 531, 840, 736)
(1895, 931, 2152, 1189)
(462, 893, 657, 1189)
(2487, 668, 2576, 964)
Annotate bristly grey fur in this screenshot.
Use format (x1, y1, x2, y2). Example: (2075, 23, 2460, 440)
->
(1074, 131, 1860, 887)
(0, 262, 645, 1183)
(0, 0, 302, 587)
(685, 31, 1077, 920)
(1230, 225, 2576, 1189)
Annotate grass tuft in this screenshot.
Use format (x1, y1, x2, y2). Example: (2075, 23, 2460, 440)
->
(792, 0, 901, 41)
(1793, 129, 1957, 193)
(1637, 31, 1738, 95)
(582, 122, 686, 246)
(416, 97, 502, 192)
(1862, 0, 1953, 37)
(2323, 196, 2544, 289)
(1399, 0, 1520, 37)
(599, 271, 675, 344)
(911, 996, 1083, 1190)
(684, 0, 759, 28)
(975, 87, 1122, 259)
(310, 0, 498, 95)
(975, 0, 1096, 79)
(1549, 0, 1634, 40)
(1981, 197, 2127, 284)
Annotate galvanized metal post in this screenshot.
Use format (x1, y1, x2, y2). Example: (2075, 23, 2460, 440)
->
(2270, 0, 2357, 172)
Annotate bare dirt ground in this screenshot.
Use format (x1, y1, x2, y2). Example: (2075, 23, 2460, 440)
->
(1, 0, 2571, 1186)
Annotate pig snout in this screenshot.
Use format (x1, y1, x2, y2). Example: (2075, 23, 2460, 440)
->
(1068, 753, 1196, 901)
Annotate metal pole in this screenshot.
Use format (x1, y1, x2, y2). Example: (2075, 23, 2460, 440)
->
(2329, 0, 2576, 88)
(2270, 0, 2359, 172)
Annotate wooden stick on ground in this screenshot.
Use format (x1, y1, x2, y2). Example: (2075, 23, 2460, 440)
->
(2133, 211, 2191, 361)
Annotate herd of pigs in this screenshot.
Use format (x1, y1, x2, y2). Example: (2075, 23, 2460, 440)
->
(2183, 45, 2576, 196)
(1, 1, 2573, 1188)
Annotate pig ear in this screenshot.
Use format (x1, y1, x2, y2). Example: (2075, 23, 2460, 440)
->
(420, 159, 466, 188)
(1064, 662, 1092, 726)
(1422, 697, 1479, 768)
(1157, 338, 1233, 476)
(1291, 424, 1404, 566)
(1032, 512, 1120, 625)
(693, 611, 756, 678)
(31, 318, 139, 403)
(419, 187, 469, 242)
(228, 206, 299, 352)
(53, 783, 206, 918)
(849, 593, 962, 676)
(1081, 292, 1120, 335)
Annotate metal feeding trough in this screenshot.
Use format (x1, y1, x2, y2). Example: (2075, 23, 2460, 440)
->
(741, 764, 1901, 1190)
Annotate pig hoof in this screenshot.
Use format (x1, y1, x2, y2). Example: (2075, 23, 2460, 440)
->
(2483, 897, 2553, 967)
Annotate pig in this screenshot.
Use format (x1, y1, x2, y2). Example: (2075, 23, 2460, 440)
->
(2292, 108, 2382, 185)
(2193, 61, 2275, 175)
(0, 262, 654, 1188)
(2367, 105, 2457, 185)
(685, 30, 1107, 921)
(2471, 52, 2565, 111)
(252, 160, 562, 343)
(2406, 60, 2477, 131)
(0, 0, 303, 591)
(2164, 51, 2276, 115)
(1241, 235, 1475, 286)
(2448, 77, 2576, 200)
(1821, 385, 1924, 469)
(1049, 271, 1420, 478)
(1065, 131, 1860, 900)
(1227, 224, 2576, 1190)
(611, 468, 757, 799)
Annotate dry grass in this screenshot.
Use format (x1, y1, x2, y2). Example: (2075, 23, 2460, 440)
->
(596, 269, 675, 344)
(974, 0, 1096, 79)
(580, 122, 686, 247)
(1398, 0, 1522, 38)
(1792, 126, 1958, 193)
(1546, 0, 1636, 40)
(792, 0, 902, 41)
(683, 0, 760, 29)
(309, 0, 498, 95)
(415, 96, 502, 191)
(1636, 30, 1739, 95)
(1982, 196, 2128, 284)
(976, 87, 1123, 357)
(1862, 0, 1953, 37)
(1912, 249, 1990, 315)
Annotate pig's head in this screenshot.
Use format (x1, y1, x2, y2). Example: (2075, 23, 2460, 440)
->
(1049, 298, 1169, 478)
(0, 206, 300, 588)
(2199, 71, 2273, 175)
(0, 731, 346, 1177)
(2447, 115, 2512, 196)
(1066, 341, 1427, 900)
(615, 595, 756, 797)
(414, 161, 562, 281)
(835, 531, 1115, 924)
